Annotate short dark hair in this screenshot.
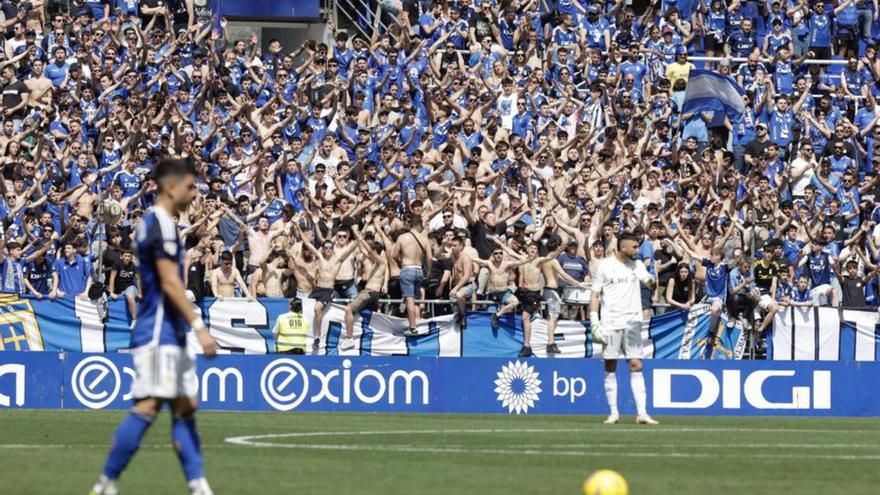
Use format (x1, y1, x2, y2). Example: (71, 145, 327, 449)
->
(617, 231, 640, 245)
(289, 298, 302, 312)
(154, 159, 195, 189)
(220, 251, 233, 262)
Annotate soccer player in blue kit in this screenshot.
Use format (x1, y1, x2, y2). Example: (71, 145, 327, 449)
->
(91, 159, 218, 495)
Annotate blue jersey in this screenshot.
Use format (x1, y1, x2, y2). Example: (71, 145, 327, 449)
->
(132, 207, 188, 348)
(775, 281, 793, 302)
(702, 258, 730, 299)
(806, 251, 832, 286)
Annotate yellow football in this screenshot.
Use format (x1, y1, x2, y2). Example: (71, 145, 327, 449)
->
(582, 469, 629, 495)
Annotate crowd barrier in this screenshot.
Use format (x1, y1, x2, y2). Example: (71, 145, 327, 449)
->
(0, 297, 878, 361)
(2, 352, 878, 416)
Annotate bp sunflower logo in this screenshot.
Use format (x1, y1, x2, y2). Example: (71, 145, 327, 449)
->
(494, 361, 542, 414)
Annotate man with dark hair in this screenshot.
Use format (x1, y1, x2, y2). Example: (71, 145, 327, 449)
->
(51, 241, 91, 299)
(293, 222, 359, 349)
(0, 240, 25, 294)
(273, 298, 310, 355)
(449, 235, 475, 329)
(395, 213, 432, 336)
(496, 240, 565, 357)
(540, 237, 589, 354)
(109, 249, 140, 328)
(342, 227, 387, 350)
(23, 245, 53, 298)
(92, 158, 217, 495)
(590, 232, 658, 425)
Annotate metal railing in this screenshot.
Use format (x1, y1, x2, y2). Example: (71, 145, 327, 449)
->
(334, 0, 398, 44)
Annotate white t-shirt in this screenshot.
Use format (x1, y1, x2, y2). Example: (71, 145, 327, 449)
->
(497, 93, 517, 130)
(789, 157, 815, 197)
(592, 255, 650, 327)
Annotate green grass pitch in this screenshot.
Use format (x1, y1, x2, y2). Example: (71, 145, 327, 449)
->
(1, 411, 878, 494)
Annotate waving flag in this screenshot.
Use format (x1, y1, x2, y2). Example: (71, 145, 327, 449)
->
(681, 69, 746, 121)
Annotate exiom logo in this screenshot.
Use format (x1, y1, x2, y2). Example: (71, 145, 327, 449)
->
(259, 358, 430, 411)
(653, 369, 832, 410)
(70, 356, 136, 409)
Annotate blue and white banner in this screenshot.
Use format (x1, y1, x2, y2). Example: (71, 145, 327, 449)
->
(770, 307, 880, 361)
(3, 352, 880, 416)
(681, 69, 746, 121)
(1, 298, 878, 361)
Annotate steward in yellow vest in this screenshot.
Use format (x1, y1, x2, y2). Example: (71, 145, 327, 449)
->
(272, 299, 310, 354)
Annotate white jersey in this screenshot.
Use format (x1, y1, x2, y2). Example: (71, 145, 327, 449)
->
(592, 255, 649, 328)
(497, 93, 517, 130)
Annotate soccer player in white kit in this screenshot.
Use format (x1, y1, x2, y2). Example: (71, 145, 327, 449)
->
(589, 232, 659, 425)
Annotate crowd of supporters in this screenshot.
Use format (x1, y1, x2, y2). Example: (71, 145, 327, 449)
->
(1, 0, 880, 355)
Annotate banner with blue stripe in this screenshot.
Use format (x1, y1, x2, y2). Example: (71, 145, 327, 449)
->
(1, 298, 878, 361)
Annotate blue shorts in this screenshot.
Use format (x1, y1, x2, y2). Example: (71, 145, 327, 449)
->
(487, 290, 514, 305)
(122, 286, 139, 298)
(400, 266, 423, 298)
(452, 283, 475, 301)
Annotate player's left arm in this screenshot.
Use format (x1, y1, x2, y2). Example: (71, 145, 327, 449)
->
(634, 261, 656, 291)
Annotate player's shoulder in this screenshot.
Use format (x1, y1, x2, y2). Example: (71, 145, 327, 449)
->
(137, 207, 177, 240)
(593, 256, 615, 275)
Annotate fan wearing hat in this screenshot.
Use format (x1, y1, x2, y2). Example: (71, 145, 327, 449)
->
(665, 46, 693, 87)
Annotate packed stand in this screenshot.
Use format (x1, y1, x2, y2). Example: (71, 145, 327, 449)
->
(1, 0, 880, 356)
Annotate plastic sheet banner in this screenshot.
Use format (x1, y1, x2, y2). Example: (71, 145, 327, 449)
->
(770, 307, 880, 361)
(1, 298, 877, 361)
(0, 298, 751, 360)
(2, 353, 879, 416)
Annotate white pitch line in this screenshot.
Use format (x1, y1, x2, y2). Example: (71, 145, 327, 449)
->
(219, 441, 880, 461)
(224, 426, 880, 445)
(222, 429, 880, 460)
(399, 443, 880, 450)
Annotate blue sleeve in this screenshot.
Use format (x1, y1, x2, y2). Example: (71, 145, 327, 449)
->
(143, 215, 179, 262)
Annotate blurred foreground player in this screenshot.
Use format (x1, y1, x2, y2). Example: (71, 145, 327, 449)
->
(590, 232, 659, 425)
(91, 159, 218, 495)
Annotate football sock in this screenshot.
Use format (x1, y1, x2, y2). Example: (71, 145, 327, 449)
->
(172, 412, 204, 482)
(102, 411, 155, 480)
(604, 372, 618, 416)
(631, 371, 648, 417)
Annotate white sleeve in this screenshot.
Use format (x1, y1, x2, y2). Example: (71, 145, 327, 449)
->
(634, 261, 653, 283)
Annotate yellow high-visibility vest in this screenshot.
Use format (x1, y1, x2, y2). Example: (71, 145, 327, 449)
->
(275, 311, 310, 352)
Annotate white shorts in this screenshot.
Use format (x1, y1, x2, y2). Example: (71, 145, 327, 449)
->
(131, 345, 198, 400)
(542, 288, 562, 319)
(758, 294, 773, 309)
(602, 320, 644, 360)
(809, 284, 832, 304)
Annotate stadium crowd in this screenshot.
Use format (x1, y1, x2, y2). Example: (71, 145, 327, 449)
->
(1, 0, 880, 356)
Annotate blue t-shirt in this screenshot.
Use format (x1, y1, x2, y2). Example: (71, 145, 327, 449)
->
(557, 252, 589, 282)
(53, 255, 90, 295)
